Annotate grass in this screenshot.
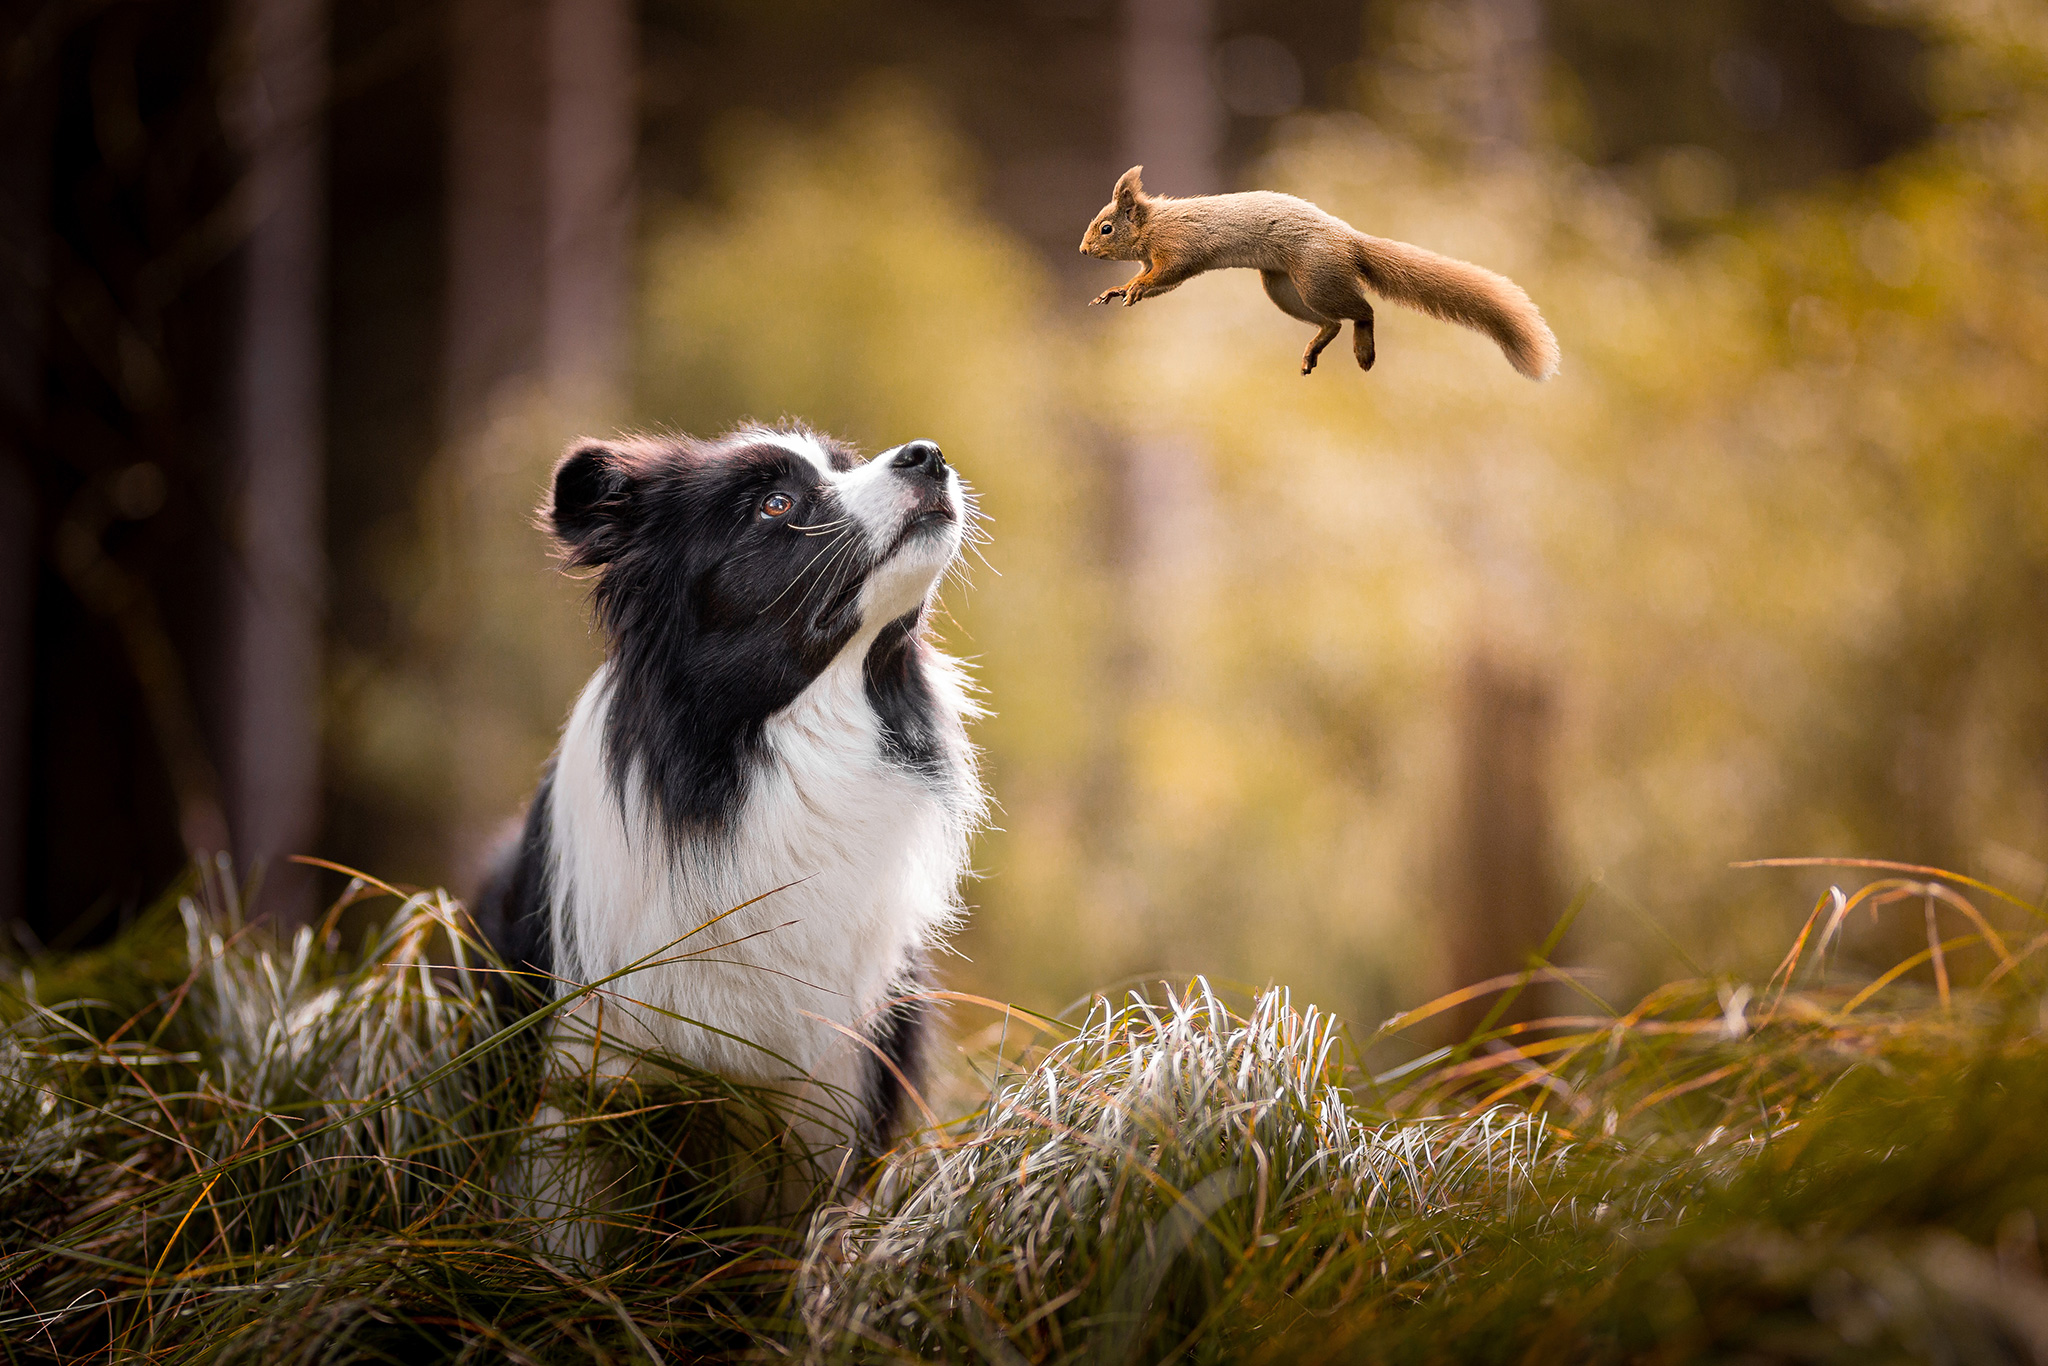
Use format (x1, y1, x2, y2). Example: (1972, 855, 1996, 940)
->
(6, 859, 2048, 1363)
(0, 861, 825, 1363)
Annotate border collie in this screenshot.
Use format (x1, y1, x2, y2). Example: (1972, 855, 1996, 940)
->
(480, 423, 982, 1157)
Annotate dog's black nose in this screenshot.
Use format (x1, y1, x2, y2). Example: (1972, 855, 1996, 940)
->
(890, 440, 947, 478)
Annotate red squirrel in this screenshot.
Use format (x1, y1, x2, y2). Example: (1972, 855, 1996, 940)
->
(1080, 166, 1559, 380)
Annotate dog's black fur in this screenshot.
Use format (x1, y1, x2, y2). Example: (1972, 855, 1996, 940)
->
(476, 426, 972, 1155)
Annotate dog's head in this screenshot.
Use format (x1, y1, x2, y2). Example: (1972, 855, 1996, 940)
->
(547, 424, 966, 667)
(544, 424, 972, 831)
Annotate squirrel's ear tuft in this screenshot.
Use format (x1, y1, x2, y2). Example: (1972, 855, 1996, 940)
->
(1113, 165, 1145, 208)
(546, 440, 639, 567)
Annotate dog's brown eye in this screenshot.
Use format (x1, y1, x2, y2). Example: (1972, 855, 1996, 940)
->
(760, 492, 794, 518)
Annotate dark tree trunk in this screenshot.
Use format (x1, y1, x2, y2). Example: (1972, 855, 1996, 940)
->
(1087, 0, 1222, 941)
(1123, 0, 1222, 198)
(0, 26, 55, 939)
(440, 0, 633, 885)
(443, 0, 547, 435)
(223, 0, 330, 923)
(1465, 0, 1544, 152)
(543, 0, 634, 404)
(446, 0, 632, 415)
(1441, 0, 1562, 1037)
(1443, 651, 1559, 1035)
(22, 2, 242, 949)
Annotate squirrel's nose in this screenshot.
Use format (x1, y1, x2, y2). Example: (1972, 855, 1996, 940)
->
(890, 440, 947, 479)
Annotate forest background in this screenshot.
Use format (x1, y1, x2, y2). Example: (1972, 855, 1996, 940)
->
(4, 0, 2044, 1034)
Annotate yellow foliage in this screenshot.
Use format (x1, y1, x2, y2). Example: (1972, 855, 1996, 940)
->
(610, 22, 2048, 1025)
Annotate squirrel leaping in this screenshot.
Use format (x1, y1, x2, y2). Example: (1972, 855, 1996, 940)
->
(1080, 166, 1560, 380)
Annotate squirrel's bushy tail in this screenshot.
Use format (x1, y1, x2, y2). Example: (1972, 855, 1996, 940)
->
(1352, 234, 1560, 380)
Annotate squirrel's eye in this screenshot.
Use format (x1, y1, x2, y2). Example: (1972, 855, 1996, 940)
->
(1099, 221, 1113, 234)
(760, 492, 794, 519)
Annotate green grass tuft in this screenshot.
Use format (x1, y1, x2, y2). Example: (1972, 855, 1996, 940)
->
(0, 873, 823, 1363)
(7, 863, 2048, 1363)
(807, 869, 2048, 1363)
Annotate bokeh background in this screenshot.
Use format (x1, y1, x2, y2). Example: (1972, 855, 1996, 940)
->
(4, 0, 2045, 1032)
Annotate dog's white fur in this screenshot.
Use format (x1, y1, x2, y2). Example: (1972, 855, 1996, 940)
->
(542, 431, 981, 1120)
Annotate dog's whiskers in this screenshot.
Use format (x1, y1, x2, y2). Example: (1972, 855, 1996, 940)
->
(758, 528, 853, 617)
(787, 529, 866, 624)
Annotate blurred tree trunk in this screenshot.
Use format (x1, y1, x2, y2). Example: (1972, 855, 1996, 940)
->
(442, 0, 546, 885)
(443, 0, 632, 515)
(1465, 0, 1544, 151)
(1443, 651, 1558, 1034)
(444, 0, 632, 490)
(1118, 0, 1220, 636)
(544, 0, 634, 407)
(1124, 0, 1222, 200)
(0, 31, 55, 938)
(1091, 0, 1221, 949)
(224, 0, 329, 923)
(442, 0, 633, 885)
(1441, 0, 1561, 1031)
(444, 0, 546, 434)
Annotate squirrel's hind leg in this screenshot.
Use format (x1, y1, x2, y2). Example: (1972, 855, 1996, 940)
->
(1298, 272, 1378, 373)
(1301, 321, 1342, 375)
(1273, 272, 1342, 375)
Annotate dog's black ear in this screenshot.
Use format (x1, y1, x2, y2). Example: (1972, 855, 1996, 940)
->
(547, 440, 638, 567)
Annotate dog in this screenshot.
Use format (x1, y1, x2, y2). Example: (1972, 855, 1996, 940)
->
(479, 424, 983, 1165)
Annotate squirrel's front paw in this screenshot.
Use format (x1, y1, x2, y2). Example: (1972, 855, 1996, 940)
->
(1121, 284, 1148, 306)
(1090, 287, 1126, 306)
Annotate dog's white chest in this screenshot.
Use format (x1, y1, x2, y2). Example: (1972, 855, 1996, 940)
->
(545, 655, 964, 1091)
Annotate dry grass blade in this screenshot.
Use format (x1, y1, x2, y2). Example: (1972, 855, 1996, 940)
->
(0, 876, 832, 1363)
(806, 866, 2048, 1364)
(9, 864, 2048, 1364)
